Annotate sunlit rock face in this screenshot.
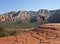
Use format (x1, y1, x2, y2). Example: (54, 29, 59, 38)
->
(37, 9, 51, 22)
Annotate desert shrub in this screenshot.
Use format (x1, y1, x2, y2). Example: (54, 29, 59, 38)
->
(9, 30, 19, 35)
(0, 26, 9, 37)
(8, 29, 26, 36)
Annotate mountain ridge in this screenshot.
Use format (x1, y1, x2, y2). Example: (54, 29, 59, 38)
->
(0, 9, 60, 23)
(0, 9, 50, 23)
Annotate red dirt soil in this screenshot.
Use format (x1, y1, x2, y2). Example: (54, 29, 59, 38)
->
(0, 23, 60, 44)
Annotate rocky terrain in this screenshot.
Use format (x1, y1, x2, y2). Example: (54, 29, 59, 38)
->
(0, 23, 60, 44)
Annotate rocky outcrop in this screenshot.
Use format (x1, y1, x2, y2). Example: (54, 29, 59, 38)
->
(0, 23, 60, 44)
(37, 9, 50, 22)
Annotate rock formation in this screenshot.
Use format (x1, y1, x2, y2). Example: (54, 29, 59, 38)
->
(1, 9, 60, 23)
(0, 9, 50, 23)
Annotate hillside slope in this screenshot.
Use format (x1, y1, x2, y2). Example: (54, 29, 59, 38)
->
(0, 23, 60, 44)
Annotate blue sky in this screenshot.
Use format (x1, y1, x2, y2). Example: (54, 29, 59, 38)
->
(0, 0, 60, 14)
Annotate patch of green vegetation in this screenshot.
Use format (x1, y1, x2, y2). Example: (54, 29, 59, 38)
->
(0, 25, 9, 37)
(0, 21, 42, 29)
(7, 29, 26, 36)
(0, 25, 26, 37)
(0, 21, 47, 37)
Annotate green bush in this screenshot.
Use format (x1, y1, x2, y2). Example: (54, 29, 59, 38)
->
(0, 26, 9, 37)
(9, 30, 19, 35)
(9, 29, 26, 35)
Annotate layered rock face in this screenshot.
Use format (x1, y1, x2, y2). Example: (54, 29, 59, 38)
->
(0, 23, 60, 44)
(0, 9, 50, 23)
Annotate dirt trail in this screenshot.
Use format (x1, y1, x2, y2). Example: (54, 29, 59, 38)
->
(0, 23, 60, 44)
